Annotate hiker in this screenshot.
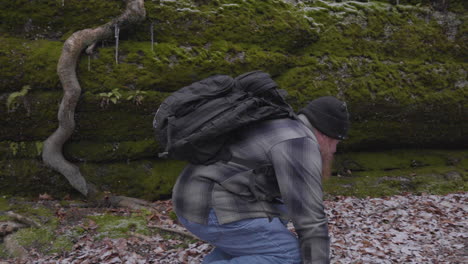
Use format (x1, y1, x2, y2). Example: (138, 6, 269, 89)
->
(171, 95, 350, 264)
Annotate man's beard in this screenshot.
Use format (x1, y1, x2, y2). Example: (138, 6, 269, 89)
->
(310, 126, 339, 180)
(320, 152, 334, 180)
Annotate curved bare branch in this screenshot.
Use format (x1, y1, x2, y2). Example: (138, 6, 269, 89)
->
(42, 0, 146, 197)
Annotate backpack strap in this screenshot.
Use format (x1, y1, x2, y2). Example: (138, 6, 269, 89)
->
(158, 116, 175, 158)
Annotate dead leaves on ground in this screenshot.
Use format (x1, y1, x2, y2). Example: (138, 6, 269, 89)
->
(326, 193, 467, 263)
(21, 233, 210, 263)
(0, 193, 466, 263)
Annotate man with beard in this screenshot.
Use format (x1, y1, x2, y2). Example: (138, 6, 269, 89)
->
(173, 96, 350, 264)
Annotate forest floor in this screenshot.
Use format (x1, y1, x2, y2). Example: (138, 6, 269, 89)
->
(0, 192, 466, 264)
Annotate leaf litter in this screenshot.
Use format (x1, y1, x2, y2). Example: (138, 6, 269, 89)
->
(0, 193, 465, 263)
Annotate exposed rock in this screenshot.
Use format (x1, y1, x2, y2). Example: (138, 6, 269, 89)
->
(0, 0, 465, 198)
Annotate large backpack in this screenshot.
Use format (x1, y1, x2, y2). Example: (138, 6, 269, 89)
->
(153, 71, 295, 165)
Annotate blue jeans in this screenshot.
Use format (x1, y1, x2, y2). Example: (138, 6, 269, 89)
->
(178, 209, 301, 264)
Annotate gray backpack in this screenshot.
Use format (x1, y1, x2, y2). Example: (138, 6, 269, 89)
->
(153, 71, 295, 165)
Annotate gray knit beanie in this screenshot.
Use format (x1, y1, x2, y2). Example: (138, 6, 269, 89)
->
(298, 96, 350, 140)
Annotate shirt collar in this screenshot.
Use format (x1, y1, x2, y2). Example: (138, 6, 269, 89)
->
(297, 114, 317, 141)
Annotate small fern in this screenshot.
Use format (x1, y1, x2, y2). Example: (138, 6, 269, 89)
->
(98, 88, 122, 108)
(126, 90, 147, 106)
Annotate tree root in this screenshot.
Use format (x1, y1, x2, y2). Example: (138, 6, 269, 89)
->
(41, 0, 146, 200)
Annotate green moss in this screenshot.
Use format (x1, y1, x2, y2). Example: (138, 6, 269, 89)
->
(1, 138, 157, 162)
(1, 9, 465, 146)
(0, 37, 62, 92)
(278, 57, 466, 108)
(0, 91, 61, 141)
(0, 202, 73, 255)
(13, 227, 54, 249)
(1, 37, 295, 117)
(0, 197, 10, 212)
(324, 166, 466, 198)
(63, 139, 159, 162)
(0, 210, 12, 222)
(0, 0, 123, 39)
(169, 211, 177, 221)
(143, 0, 318, 49)
(328, 149, 467, 197)
(49, 235, 74, 254)
(6, 85, 31, 112)
(7, 203, 58, 228)
(0, 215, 10, 222)
(0, 1, 318, 91)
(144, 160, 187, 200)
(0, 159, 76, 197)
(411, 172, 467, 195)
(1, 0, 319, 49)
(0, 141, 42, 159)
(1, 1, 465, 91)
(335, 149, 467, 172)
(76, 40, 295, 93)
(0, 90, 166, 141)
(0, 158, 186, 199)
(277, 55, 467, 150)
(301, 1, 465, 61)
(0, 243, 9, 258)
(0, 1, 466, 202)
(3, 149, 464, 200)
(10, 226, 73, 255)
(342, 119, 465, 150)
(81, 159, 186, 200)
(88, 213, 149, 239)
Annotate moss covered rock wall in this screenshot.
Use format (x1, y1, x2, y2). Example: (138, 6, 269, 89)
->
(0, 0, 466, 198)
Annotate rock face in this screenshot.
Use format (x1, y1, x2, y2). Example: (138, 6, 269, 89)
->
(0, 0, 466, 198)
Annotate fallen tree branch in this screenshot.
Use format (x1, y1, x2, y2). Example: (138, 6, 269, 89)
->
(109, 196, 154, 211)
(6, 211, 41, 228)
(0, 222, 27, 237)
(129, 231, 152, 241)
(147, 225, 200, 241)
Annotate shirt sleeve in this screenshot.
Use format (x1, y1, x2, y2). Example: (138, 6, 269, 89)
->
(269, 137, 330, 264)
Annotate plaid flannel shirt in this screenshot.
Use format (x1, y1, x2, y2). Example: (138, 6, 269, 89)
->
(172, 116, 330, 263)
